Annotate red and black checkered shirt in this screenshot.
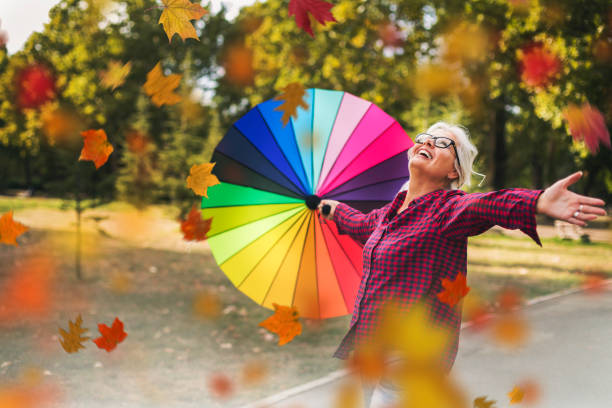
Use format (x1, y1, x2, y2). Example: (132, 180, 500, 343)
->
(331, 187, 544, 373)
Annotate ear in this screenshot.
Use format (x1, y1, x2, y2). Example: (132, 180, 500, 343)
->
(447, 167, 459, 182)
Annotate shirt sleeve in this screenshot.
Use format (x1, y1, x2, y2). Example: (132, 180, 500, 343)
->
(332, 202, 392, 245)
(435, 188, 545, 246)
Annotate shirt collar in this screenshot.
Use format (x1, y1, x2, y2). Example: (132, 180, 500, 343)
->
(386, 188, 446, 221)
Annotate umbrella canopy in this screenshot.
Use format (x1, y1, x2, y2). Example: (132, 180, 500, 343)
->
(202, 88, 414, 319)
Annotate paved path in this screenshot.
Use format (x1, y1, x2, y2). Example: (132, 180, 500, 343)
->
(246, 281, 612, 408)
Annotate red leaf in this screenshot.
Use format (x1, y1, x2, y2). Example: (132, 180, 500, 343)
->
(15, 63, 56, 109)
(207, 373, 234, 399)
(563, 102, 611, 154)
(180, 204, 212, 241)
(93, 317, 127, 352)
(519, 42, 561, 88)
(288, 0, 336, 37)
(436, 272, 470, 307)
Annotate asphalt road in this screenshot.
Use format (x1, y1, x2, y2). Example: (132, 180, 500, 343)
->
(249, 282, 612, 408)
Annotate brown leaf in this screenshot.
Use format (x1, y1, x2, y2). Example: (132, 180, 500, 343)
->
(274, 83, 309, 126)
(59, 314, 90, 353)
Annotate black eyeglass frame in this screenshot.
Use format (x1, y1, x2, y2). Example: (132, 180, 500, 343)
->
(414, 132, 462, 170)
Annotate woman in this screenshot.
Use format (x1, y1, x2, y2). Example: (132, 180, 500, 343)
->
(317, 121, 607, 407)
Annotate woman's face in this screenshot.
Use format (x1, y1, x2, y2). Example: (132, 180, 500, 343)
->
(407, 128, 460, 186)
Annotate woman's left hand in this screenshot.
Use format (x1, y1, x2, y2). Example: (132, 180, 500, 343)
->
(536, 171, 607, 226)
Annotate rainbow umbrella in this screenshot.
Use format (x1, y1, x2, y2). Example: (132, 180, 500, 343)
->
(202, 88, 414, 319)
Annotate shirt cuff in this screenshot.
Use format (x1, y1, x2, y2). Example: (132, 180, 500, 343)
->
(520, 189, 544, 247)
(332, 202, 356, 235)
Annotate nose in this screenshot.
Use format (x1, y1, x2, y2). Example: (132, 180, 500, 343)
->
(424, 138, 435, 148)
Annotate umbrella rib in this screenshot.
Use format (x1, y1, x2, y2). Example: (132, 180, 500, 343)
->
(319, 218, 362, 279)
(260, 211, 310, 307)
(313, 90, 344, 194)
(204, 204, 304, 238)
(319, 120, 396, 195)
(255, 106, 310, 195)
(212, 150, 303, 199)
(235, 209, 309, 289)
(223, 125, 306, 196)
(317, 217, 353, 311)
(324, 176, 409, 199)
(315, 102, 374, 193)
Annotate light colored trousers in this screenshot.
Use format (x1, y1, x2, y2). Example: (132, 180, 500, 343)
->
(361, 353, 403, 408)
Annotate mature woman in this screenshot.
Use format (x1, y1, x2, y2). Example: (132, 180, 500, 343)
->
(317, 121, 607, 407)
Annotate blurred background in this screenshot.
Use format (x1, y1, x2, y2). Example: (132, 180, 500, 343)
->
(0, 0, 610, 407)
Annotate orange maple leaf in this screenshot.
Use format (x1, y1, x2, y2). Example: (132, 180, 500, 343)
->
(491, 313, 529, 349)
(0, 210, 28, 246)
(507, 385, 525, 404)
(240, 359, 268, 386)
(180, 204, 212, 241)
(79, 129, 114, 169)
(143, 62, 182, 107)
(562, 102, 611, 154)
(346, 343, 387, 383)
(258, 303, 302, 346)
(221, 44, 254, 86)
(99, 60, 132, 91)
(93, 317, 127, 352)
(288, 0, 336, 37)
(186, 163, 220, 198)
(436, 272, 470, 307)
(274, 83, 309, 126)
(158, 0, 208, 42)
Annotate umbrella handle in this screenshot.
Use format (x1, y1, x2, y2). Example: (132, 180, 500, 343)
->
(321, 204, 331, 216)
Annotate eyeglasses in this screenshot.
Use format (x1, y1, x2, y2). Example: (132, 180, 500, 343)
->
(414, 132, 461, 169)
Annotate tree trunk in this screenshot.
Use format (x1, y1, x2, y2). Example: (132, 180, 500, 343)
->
(492, 97, 507, 190)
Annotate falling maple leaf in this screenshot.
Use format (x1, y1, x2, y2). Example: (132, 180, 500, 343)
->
(143, 62, 182, 106)
(490, 313, 529, 348)
(518, 42, 561, 88)
(158, 0, 208, 42)
(221, 43, 254, 86)
(15, 63, 56, 109)
(562, 102, 611, 154)
(496, 286, 523, 312)
(0, 255, 55, 325)
(274, 83, 309, 126)
(440, 21, 492, 64)
(180, 204, 212, 241)
(377, 21, 403, 48)
(413, 64, 463, 97)
(507, 385, 525, 404)
(240, 359, 268, 386)
(474, 395, 497, 408)
(79, 129, 114, 169)
(207, 372, 234, 399)
(93, 317, 127, 352)
(436, 272, 470, 308)
(396, 364, 469, 408)
(288, 0, 336, 37)
(581, 273, 608, 295)
(0, 210, 28, 246)
(345, 343, 387, 383)
(40, 102, 83, 145)
(99, 60, 132, 91)
(186, 163, 220, 197)
(334, 379, 363, 408)
(258, 303, 303, 346)
(58, 314, 90, 353)
(192, 290, 222, 319)
(125, 130, 150, 155)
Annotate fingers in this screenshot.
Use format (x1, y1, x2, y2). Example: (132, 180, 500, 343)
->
(576, 194, 607, 209)
(579, 203, 608, 216)
(562, 171, 583, 188)
(567, 216, 587, 227)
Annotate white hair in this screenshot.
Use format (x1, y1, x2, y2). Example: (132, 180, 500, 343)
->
(401, 121, 486, 191)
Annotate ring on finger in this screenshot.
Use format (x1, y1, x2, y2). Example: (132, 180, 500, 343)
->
(573, 211, 580, 218)
(579, 204, 583, 212)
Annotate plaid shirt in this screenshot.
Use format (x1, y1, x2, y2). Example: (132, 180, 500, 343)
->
(331, 187, 544, 373)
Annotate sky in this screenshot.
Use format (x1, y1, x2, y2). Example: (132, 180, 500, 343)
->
(0, 0, 257, 55)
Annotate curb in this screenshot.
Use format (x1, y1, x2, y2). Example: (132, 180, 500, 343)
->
(240, 278, 612, 408)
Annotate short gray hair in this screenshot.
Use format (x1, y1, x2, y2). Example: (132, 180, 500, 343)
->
(402, 121, 486, 191)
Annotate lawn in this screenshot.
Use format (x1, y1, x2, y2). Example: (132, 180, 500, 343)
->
(0, 202, 611, 407)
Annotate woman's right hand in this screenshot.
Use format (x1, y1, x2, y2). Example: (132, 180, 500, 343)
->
(318, 199, 340, 220)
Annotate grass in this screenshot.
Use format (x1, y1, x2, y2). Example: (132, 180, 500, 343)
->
(0, 204, 610, 407)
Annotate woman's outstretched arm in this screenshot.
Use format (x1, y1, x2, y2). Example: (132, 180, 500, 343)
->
(435, 171, 607, 246)
(318, 199, 392, 245)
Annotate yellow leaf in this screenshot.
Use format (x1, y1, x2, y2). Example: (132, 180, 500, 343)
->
(99, 60, 132, 91)
(186, 163, 220, 198)
(158, 0, 208, 42)
(143, 62, 182, 107)
(58, 314, 90, 353)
